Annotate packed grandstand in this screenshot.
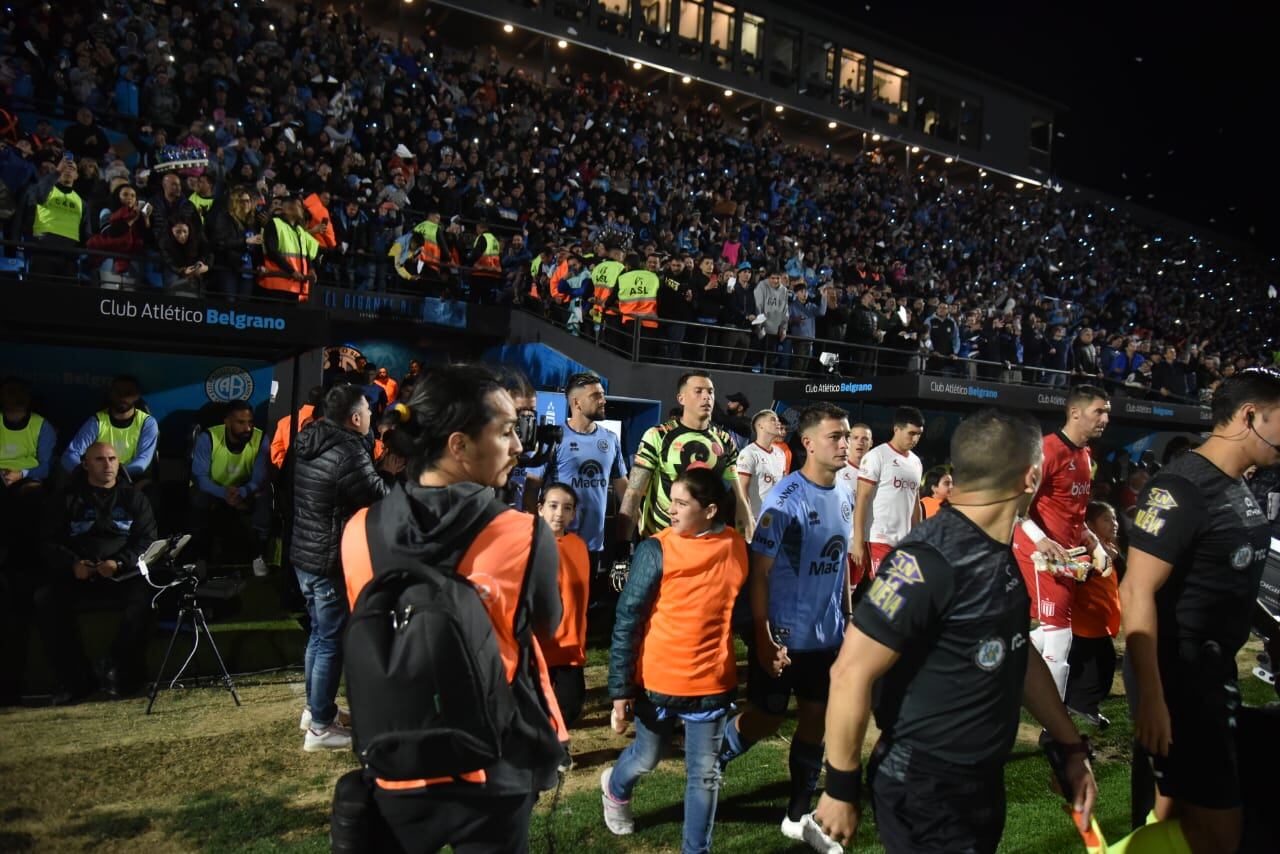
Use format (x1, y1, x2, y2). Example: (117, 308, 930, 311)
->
(3, 3, 1280, 854)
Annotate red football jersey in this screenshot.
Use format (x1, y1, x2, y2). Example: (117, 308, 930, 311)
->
(1028, 430, 1093, 548)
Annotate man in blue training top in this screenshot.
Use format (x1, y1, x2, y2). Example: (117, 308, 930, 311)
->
(719, 402, 854, 854)
(543, 372, 628, 580)
(61, 376, 159, 483)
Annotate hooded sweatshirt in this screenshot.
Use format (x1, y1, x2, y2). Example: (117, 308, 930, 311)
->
(349, 481, 564, 795)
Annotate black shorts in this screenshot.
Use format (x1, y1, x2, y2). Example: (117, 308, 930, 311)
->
(868, 740, 1006, 854)
(745, 640, 836, 715)
(1152, 683, 1242, 809)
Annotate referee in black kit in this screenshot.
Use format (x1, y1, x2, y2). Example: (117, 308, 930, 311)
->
(1117, 368, 1280, 854)
(812, 408, 1098, 853)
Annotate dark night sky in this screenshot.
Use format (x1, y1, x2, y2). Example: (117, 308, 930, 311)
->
(794, 2, 1272, 249)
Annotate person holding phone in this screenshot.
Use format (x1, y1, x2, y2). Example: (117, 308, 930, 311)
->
(28, 153, 88, 280)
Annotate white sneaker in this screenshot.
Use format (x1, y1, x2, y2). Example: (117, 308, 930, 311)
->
(789, 813, 842, 854)
(303, 722, 352, 752)
(299, 705, 351, 730)
(600, 767, 634, 835)
(252, 556, 270, 577)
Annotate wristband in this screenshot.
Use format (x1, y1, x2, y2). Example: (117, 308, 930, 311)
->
(1020, 518, 1047, 543)
(822, 761, 862, 803)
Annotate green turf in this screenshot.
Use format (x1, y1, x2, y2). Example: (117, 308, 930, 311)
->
(6, 599, 1276, 852)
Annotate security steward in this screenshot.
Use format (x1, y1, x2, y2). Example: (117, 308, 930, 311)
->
(814, 408, 1098, 853)
(465, 221, 502, 300)
(589, 247, 626, 338)
(259, 195, 320, 302)
(334, 364, 566, 853)
(61, 375, 159, 483)
(189, 400, 272, 573)
(28, 155, 88, 280)
(615, 254, 661, 344)
(1118, 369, 1280, 854)
(412, 211, 448, 291)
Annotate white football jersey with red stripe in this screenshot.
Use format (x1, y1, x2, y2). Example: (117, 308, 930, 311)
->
(858, 443, 923, 546)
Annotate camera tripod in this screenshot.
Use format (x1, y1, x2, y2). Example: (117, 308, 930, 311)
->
(145, 583, 241, 714)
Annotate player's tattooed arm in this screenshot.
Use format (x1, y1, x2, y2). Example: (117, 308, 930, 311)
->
(617, 466, 652, 540)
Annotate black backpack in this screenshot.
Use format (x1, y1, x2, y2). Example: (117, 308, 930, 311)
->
(343, 499, 540, 782)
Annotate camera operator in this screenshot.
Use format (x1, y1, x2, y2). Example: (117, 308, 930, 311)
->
(1118, 369, 1280, 853)
(33, 441, 157, 703)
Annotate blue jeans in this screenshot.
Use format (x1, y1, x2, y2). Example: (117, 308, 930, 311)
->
(608, 702, 727, 854)
(296, 570, 347, 727)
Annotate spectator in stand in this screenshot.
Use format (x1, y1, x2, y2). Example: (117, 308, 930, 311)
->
(87, 182, 150, 290)
(754, 271, 790, 373)
(1072, 327, 1105, 381)
(63, 108, 111, 161)
(788, 282, 829, 376)
(849, 289, 883, 376)
(720, 265, 758, 369)
(1151, 345, 1187, 400)
(1044, 325, 1072, 388)
(925, 301, 961, 375)
(1108, 338, 1144, 390)
(291, 384, 392, 751)
(159, 216, 210, 295)
(149, 172, 196, 247)
(1124, 357, 1155, 398)
(206, 185, 263, 300)
(34, 442, 157, 703)
(333, 199, 373, 291)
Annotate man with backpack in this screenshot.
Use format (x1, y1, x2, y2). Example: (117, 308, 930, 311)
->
(332, 364, 565, 853)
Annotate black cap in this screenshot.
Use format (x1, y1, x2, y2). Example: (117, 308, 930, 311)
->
(726, 392, 749, 408)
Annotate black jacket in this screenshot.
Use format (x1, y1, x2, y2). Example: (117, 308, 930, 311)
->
(290, 420, 390, 577)
(40, 472, 157, 580)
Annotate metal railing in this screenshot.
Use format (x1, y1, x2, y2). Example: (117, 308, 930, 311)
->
(2, 237, 515, 306)
(520, 303, 1207, 404)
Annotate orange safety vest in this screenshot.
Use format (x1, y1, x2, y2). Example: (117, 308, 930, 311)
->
(270, 404, 315, 469)
(920, 496, 944, 519)
(258, 217, 315, 299)
(635, 526, 748, 698)
(341, 504, 569, 790)
(774, 439, 792, 475)
(473, 232, 501, 278)
(1071, 567, 1121, 639)
(590, 260, 625, 321)
(542, 532, 591, 668)
(373, 377, 398, 405)
(303, 193, 337, 249)
(415, 220, 443, 272)
(616, 269, 660, 329)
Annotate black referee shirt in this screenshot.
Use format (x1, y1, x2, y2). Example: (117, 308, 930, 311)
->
(853, 507, 1031, 766)
(1128, 452, 1271, 691)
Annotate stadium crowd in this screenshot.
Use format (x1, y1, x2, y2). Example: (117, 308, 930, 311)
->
(5, 3, 1280, 853)
(2, 0, 1277, 397)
